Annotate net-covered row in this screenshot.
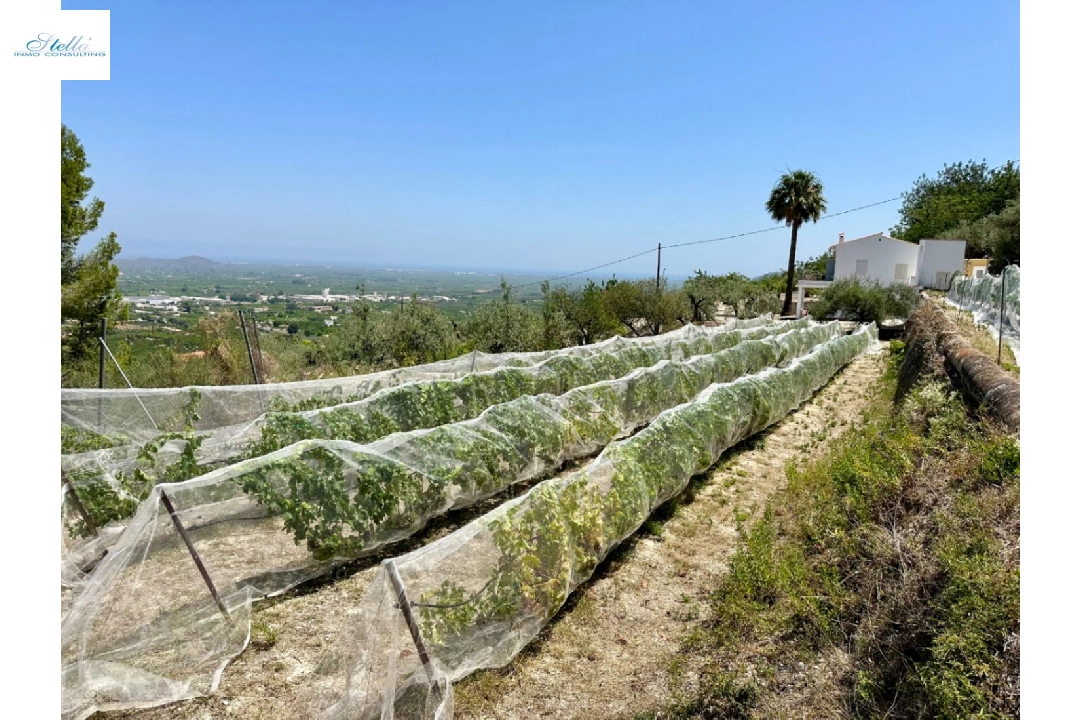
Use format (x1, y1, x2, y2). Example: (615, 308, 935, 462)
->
(946, 265, 1020, 362)
(61, 316, 774, 448)
(60, 322, 842, 719)
(60, 319, 794, 585)
(311, 323, 878, 720)
(62, 318, 792, 499)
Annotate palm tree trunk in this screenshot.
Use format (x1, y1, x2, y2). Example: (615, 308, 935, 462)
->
(782, 222, 800, 316)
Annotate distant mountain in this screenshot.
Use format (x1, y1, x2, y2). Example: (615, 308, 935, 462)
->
(116, 256, 223, 272)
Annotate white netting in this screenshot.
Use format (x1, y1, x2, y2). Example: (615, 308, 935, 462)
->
(60, 317, 786, 587)
(61, 316, 774, 448)
(310, 323, 879, 719)
(945, 265, 1020, 363)
(60, 320, 856, 719)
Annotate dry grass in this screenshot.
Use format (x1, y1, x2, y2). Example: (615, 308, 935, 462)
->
(935, 299, 1018, 373)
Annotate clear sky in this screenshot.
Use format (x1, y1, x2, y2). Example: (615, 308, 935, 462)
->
(60, 0, 1019, 281)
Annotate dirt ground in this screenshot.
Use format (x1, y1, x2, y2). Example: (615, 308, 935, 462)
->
(454, 344, 888, 720)
(102, 342, 887, 720)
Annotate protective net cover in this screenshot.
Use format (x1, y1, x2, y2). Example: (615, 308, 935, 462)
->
(60, 318, 784, 587)
(945, 265, 1020, 363)
(308, 323, 879, 719)
(60, 320, 849, 719)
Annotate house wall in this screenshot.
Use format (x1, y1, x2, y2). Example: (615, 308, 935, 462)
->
(833, 234, 918, 286)
(964, 258, 989, 278)
(917, 239, 966, 288)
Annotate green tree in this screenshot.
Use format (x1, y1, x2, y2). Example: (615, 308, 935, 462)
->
(61, 232, 128, 357)
(682, 271, 723, 322)
(61, 125, 125, 359)
(539, 282, 576, 349)
(715, 273, 752, 315)
(61, 125, 105, 284)
(765, 170, 827, 316)
(892, 160, 1020, 244)
(543, 280, 620, 345)
(463, 279, 544, 352)
(602, 277, 683, 335)
(376, 296, 458, 366)
(988, 200, 1020, 273)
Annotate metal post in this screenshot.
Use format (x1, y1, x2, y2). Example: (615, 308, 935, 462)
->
(98, 318, 108, 388)
(239, 311, 260, 384)
(248, 311, 265, 382)
(97, 318, 107, 432)
(997, 272, 1006, 366)
(384, 559, 442, 698)
(160, 490, 230, 618)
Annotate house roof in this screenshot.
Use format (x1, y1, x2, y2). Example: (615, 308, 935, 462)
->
(829, 232, 910, 249)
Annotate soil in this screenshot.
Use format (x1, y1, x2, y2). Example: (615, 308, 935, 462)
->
(454, 344, 888, 720)
(99, 344, 888, 720)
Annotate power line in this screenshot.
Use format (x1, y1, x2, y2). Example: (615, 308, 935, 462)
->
(503, 159, 1018, 293)
(509, 248, 657, 290)
(505, 194, 905, 291)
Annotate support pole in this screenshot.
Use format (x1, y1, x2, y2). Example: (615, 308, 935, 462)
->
(655, 243, 662, 291)
(63, 473, 98, 538)
(384, 559, 442, 698)
(160, 490, 230, 618)
(98, 318, 107, 388)
(97, 317, 107, 432)
(248, 311, 265, 382)
(997, 271, 1006, 366)
(239, 311, 260, 384)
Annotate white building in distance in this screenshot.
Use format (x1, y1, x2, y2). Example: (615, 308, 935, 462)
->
(795, 232, 967, 316)
(916, 239, 966, 290)
(832, 232, 918, 286)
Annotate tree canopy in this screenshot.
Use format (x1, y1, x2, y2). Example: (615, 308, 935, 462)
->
(892, 160, 1019, 243)
(61, 125, 125, 359)
(62, 125, 105, 284)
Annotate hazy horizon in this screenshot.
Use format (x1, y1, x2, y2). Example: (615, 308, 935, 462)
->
(63, 1, 1018, 280)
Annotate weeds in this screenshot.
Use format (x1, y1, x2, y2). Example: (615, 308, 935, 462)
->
(653, 367, 1019, 718)
(250, 619, 280, 650)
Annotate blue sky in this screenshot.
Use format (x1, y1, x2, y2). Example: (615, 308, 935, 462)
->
(61, 0, 1019, 280)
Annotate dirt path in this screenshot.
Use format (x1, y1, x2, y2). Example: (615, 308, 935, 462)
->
(105, 343, 887, 720)
(454, 344, 889, 720)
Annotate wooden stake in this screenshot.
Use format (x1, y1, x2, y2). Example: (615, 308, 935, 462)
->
(239, 312, 260, 385)
(248, 311, 265, 382)
(63, 473, 98, 538)
(160, 490, 230, 618)
(384, 559, 442, 698)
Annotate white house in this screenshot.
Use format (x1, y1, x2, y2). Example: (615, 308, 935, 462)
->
(916, 239, 966, 289)
(833, 232, 918, 286)
(794, 232, 967, 316)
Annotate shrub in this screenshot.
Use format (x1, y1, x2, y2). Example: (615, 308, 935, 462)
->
(324, 297, 459, 368)
(462, 281, 546, 352)
(811, 277, 918, 324)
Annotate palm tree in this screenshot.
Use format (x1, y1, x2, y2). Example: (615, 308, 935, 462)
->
(765, 170, 827, 316)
